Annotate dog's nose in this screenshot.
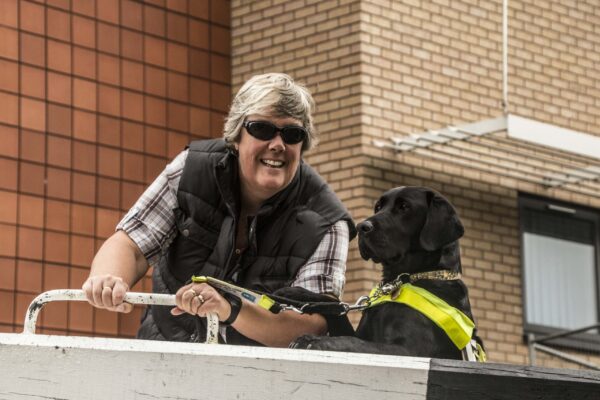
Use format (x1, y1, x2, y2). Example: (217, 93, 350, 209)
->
(357, 220, 374, 234)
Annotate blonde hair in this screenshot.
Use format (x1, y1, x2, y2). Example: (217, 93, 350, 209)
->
(223, 73, 317, 152)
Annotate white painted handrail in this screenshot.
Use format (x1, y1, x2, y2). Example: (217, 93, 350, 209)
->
(22, 289, 219, 344)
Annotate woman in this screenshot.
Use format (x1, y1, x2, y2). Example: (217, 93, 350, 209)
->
(83, 73, 356, 347)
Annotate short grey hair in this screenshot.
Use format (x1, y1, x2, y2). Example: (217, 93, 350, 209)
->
(223, 73, 317, 152)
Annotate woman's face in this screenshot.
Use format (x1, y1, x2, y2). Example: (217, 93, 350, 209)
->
(236, 114, 303, 208)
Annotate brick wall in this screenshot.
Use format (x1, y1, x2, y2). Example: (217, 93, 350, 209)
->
(0, 0, 230, 337)
(231, 0, 371, 307)
(357, 0, 600, 367)
(231, 0, 600, 368)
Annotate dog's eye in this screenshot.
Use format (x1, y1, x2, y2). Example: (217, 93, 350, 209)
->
(374, 202, 382, 213)
(396, 201, 410, 211)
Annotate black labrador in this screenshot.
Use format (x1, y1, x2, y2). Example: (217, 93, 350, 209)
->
(291, 186, 483, 359)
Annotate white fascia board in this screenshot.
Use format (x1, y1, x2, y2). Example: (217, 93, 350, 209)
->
(507, 114, 600, 160)
(0, 333, 430, 400)
(0, 333, 430, 369)
(456, 116, 507, 136)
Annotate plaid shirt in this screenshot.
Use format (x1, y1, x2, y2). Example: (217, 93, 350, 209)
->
(117, 150, 349, 298)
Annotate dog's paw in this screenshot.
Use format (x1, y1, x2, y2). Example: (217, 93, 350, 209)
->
(289, 335, 327, 350)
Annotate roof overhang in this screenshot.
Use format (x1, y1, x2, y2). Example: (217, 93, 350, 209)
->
(373, 114, 600, 198)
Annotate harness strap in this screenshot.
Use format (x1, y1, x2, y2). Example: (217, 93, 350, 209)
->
(462, 339, 487, 362)
(191, 276, 350, 315)
(192, 276, 277, 311)
(368, 283, 474, 350)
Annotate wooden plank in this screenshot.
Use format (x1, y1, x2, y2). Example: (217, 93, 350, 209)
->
(0, 333, 429, 400)
(427, 358, 600, 400)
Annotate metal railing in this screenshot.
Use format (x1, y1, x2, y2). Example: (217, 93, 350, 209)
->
(22, 289, 220, 344)
(528, 324, 600, 371)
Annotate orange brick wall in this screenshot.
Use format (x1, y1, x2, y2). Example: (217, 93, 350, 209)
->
(231, 0, 600, 368)
(0, 0, 230, 337)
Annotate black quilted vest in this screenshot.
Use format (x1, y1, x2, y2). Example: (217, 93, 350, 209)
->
(138, 139, 356, 344)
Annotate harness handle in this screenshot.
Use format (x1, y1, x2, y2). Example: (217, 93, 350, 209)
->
(192, 275, 370, 316)
(22, 289, 219, 344)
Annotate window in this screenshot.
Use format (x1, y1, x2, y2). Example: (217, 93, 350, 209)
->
(519, 194, 600, 350)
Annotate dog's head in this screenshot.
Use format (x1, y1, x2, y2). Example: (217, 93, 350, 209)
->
(357, 186, 464, 270)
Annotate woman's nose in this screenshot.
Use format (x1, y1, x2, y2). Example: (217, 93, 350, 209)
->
(268, 133, 285, 151)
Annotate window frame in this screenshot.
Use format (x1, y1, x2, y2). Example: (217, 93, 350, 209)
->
(519, 193, 600, 352)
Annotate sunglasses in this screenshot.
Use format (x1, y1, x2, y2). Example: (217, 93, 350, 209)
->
(243, 121, 307, 145)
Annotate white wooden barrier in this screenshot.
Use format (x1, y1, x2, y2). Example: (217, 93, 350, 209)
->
(0, 333, 429, 400)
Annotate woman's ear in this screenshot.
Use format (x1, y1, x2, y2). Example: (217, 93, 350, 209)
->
(228, 137, 239, 152)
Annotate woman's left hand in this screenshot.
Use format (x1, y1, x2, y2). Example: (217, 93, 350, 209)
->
(171, 283, 231, 322)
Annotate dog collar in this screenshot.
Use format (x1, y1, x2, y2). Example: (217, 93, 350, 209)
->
(374, 270, 461, 297)
(409, 269, 461, 282)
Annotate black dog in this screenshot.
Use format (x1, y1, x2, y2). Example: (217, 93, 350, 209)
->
(291, 186, 483, 360)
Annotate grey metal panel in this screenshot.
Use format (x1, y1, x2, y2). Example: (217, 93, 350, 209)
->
(427, 358, 600, 400)
(523, 233, 596, 330)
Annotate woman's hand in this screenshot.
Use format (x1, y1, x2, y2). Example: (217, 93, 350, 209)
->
(171, 283, 231, 322)
(172, 283, 327, 347)
(82, 274, 133, 313)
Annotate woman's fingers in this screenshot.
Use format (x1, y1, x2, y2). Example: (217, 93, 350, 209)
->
(102, 286, 114, 307)
(170, 307, 185, 316)
(112, 283, 127, 306)
(82, 275, 131, 312)
(175, 284, 195, 311)
(192, 293, 205, 315)
(90, 277, 105, 306)
(114, 303, 133, 313)
(174, 283, 203, 315)
(81, 278, 94, 305)
(171, 283, 226, 318)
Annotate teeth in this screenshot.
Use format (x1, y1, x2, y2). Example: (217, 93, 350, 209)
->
(261, 159, 284, 168)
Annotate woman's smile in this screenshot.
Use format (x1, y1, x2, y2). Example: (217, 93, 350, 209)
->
(260, 158, 285, 168)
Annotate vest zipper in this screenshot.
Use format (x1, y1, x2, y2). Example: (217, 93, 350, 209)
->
(223, 203, 237, 281)
(248, 217, 257, 254)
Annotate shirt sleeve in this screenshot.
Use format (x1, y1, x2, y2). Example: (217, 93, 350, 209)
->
(291, 220, 350, 299)
(116, 149, 188, 266)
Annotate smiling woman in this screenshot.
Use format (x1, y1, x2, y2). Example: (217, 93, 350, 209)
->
(82, 73, 356, 347)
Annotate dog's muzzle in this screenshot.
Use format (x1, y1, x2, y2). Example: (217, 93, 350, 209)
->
(358, 220, 380, 261)
(357, 220, 374, 235)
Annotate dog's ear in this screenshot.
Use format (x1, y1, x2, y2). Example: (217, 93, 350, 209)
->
(419, 191, 464, 251)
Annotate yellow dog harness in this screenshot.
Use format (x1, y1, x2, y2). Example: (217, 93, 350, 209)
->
(366, 281, 486, 362)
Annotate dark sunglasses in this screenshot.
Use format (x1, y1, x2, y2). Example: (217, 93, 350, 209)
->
(243, 120, 307, 145)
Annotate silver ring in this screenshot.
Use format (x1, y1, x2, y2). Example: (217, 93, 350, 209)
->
(194, 295, 205, 315)
(186, 288, 198, 297)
